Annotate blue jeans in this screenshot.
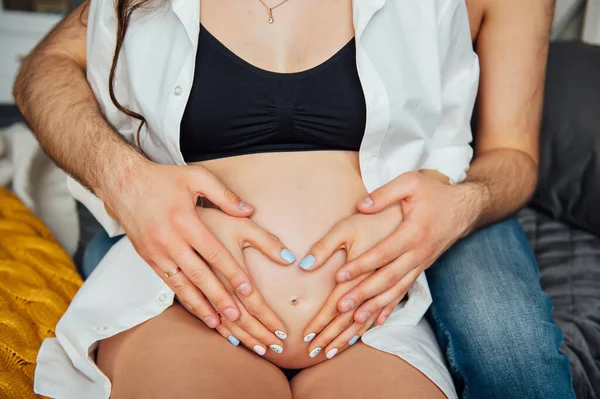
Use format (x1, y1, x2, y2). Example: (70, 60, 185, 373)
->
(80, 231, 122, 279)
(82, 218, 575, 398)
(426, 218, 574, 398)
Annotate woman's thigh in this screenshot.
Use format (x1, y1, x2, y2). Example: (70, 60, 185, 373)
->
(96, 303, 292, 399)
(289, 342, 445, 399)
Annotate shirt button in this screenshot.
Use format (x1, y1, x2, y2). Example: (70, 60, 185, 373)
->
(96, 326, 107, 332)
(174, 86, 182, 96)
(158, 293, 168, 302)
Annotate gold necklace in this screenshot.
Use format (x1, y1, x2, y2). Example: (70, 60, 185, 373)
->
(258, 0, 291, 24)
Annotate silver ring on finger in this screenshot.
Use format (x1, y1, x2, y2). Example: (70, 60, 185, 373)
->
(165, 267, 182, 279)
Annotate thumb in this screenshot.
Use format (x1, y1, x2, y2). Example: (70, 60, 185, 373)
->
(357, 171, 420, 214)
(188, 167, 254, 217)
(297, 220, 350, 272)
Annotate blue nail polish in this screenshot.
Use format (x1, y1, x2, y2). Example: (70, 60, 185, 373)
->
(348, 335, 360, 346)
(280, 249, 296, 264)
(299, 255, 315, 270)
(228, 335, 240, 347)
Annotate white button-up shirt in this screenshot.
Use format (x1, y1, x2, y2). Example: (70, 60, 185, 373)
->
(35, 0, 479, 397)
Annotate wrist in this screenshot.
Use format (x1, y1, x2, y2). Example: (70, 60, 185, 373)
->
(419, 169, 451, 185)
(452, 180, 489, 238)
(96, 146, 149, 207)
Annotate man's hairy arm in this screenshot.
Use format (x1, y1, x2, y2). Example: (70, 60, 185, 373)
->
(13, 1, 144, 203)
(459, 0, 555, 233)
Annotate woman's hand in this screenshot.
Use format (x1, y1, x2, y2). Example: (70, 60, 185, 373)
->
(103, 160, 295, 330)
(303, 273, 380, 360)
(300, 205, 403, 358)
(300, 171, 477, 326)
(196, 207, 292, 355)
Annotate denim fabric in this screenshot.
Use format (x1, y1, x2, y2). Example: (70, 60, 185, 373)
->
(81, 231, 123, 279)
(426, 218, 575, 398)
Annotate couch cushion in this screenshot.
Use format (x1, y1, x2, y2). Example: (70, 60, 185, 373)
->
(518, 207, 600, 399)
(531, 41, 600, 236)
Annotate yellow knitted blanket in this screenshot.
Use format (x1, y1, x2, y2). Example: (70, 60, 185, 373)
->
(0, 188, 82, 399)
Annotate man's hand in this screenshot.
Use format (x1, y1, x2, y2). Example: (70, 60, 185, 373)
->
(300, 171, 481, 324)
(299, 203, 404, 358)
(108, 160, 295, 331)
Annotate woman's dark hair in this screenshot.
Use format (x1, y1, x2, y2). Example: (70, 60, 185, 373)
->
(108, 0, 151, 148)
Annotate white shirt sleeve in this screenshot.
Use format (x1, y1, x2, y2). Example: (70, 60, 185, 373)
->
(420, 0, 480, 184)
(68, 177, 125, 237)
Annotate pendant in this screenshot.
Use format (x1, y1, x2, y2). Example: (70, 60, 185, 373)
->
(268, 8, 274, 23)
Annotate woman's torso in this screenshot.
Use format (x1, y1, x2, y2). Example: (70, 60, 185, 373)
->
(188, 0, 368, 369)
(186, 0, 479, 369)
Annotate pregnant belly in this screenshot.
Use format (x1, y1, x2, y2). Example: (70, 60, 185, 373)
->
(197, 151, 370, 368)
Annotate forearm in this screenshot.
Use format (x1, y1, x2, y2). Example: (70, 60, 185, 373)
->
(457, 148, 538, 235)
(14, 52, 145, 201)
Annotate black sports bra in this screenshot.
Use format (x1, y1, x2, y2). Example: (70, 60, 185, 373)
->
(180, 25, 367, 162)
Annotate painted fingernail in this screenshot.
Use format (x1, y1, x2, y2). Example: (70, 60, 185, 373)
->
(360, 196, 374, 208)
(309, 348, 322, 358)
(236, 282, 252, 296)
(253, 345, 266, 356)
(223, 308, 238, 321)
(348, 335, 360, 346)
(228, 335, 240, 346)
(202, 316, 217, 328)
(269, 344, 283, 354)
(340, 299, 356, 312)
(338, 271, 352, 282)
(303, 333, 316, 342)
(326, 348, 338, 359)
(238, 200, 253, 212)
(280, 249, 296, 264)
(299, 255, 315, 270)
(357, 311, 371, 323)
(275, 331, 288, 340)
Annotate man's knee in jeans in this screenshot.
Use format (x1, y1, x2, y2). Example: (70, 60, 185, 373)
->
(426, 218, 574, 398)
(81, 231, 123, 279)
